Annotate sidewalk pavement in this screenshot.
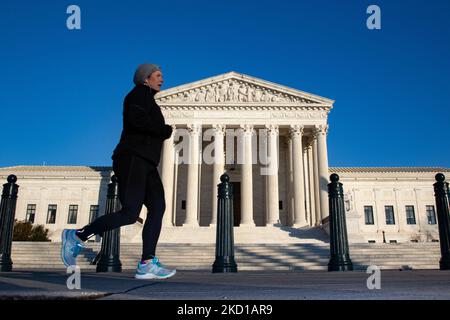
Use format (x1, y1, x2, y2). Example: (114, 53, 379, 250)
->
(0, 269, 449, 300)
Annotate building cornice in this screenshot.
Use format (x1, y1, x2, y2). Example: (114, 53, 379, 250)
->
(1, 166, 448, 180)
(329, 167, 450, 174)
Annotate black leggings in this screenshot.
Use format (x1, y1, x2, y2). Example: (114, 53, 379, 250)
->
(79, 154, 166, 261)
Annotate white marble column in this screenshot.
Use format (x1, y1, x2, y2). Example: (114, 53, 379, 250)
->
(161, 125, 176, 227)
(286, 137, 294, 226)
(172, 148, 180, 226)
(307, 139, 317, 226)
(312, 134, 321, 225)
(315, 125, 330, 221)
(184, 123, 201, 227)
(303, 142, 311, 226)
(210, 124, 225, 226)
(290, 125, 307, 227)
(240, 124, 255, 226)
(266, 124, 280, 226)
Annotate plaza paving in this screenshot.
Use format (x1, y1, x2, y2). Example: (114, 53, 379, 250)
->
(0, 269, 449, 300)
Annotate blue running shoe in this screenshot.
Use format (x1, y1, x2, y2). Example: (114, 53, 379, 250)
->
(135, 257, 176, 280)
(61, 229, 85, 268)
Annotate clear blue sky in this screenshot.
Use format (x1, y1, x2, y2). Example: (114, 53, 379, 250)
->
(1, 0, 449, 168)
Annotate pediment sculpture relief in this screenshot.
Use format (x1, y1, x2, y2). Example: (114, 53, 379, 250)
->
(157, 79, 316, 104)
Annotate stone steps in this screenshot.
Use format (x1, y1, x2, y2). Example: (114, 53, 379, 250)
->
(9, 242, 442, 271)
(11, 246, 440, 252)
(11, 252, 437, 259)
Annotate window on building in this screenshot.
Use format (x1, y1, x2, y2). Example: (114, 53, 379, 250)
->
(181, 200, 186, 210)
(405, 205, 416, 225)
(67, 205, 78, 224)
(46, 204, 57, 224)
(385, 206, 395, 225)
(426, 205, 437, 225)
(89, 205, 99, 224)
(364, 206, 374, 225)
(279, 201, 283, 210)
(26, 204, 36, 223)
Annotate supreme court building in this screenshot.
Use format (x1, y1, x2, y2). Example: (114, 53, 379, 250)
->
(1, 72, 448, 245)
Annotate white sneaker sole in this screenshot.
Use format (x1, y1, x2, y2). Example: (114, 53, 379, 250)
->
(135, 270, 176, 280)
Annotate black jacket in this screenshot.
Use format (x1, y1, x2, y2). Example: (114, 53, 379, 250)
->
(112, 84, 172, 166)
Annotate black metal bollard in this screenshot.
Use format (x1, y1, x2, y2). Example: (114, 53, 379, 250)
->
(433, 173, 450, 270)
(0, 175, 19, 272)
(96, 175, 122, 272)
(212, 173, 238, 273)
(327, 174, 353, 271)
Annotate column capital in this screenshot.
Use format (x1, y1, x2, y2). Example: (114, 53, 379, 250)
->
(187, 123, 202, 135)
(211, 124, 226, 135)
(303, 145, 311, 153)
(314, 124, 329, 136)
(289, 125, 304, 138)
(283, 134, 292, 148)
(240, 124, 254, 132)
(306, 134, 316, 144)
(239, 124, 254, 138)
(264, 124, 279, 134)
(166, 124, 177, 141)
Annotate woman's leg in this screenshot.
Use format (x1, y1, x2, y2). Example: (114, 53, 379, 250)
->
(141, 166, 166, 261)
(77, 155, 150, 241)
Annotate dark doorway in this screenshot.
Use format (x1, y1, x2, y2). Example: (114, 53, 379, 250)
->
(231, 182, 241, 226)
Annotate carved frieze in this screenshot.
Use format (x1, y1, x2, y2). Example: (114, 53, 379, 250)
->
(156, 79, 318, 104)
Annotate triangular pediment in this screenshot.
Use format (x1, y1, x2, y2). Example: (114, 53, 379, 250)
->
(155, 71, 334, 106)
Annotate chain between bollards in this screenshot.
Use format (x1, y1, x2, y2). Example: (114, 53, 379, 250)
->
(327, 173, 353, 271)
(96, 175, 122, 272)
(212, 173, 238, 273)
(0, 175, 19, 272)
(433, 173, 450, 270)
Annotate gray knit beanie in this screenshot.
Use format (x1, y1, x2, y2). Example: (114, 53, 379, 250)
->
(133, 63, 161, 85)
